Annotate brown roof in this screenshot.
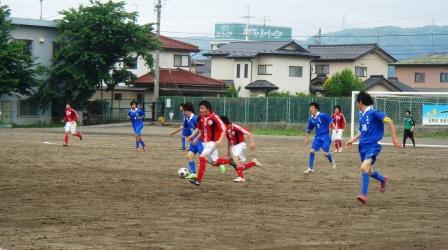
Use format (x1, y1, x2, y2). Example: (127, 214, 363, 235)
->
(159, 35, 200, 52)
(135, 68, 224, 87)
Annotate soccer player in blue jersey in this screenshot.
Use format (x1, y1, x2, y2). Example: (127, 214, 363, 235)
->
(128, 101, 146, 152)
(304, 102, 336, 174)
(170, 103, 203, 178)
(346, 91, 400, 205)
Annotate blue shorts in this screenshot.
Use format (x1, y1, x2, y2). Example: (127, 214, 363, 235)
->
(359, 143, 382, 165)
(189, 140, 204, 155)
(312, 135, 331, 152)
(132, 123, 144, 136)
(182, 128, 191, 138)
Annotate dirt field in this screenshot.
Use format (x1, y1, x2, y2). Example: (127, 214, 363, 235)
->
(0, 125, 447, 250)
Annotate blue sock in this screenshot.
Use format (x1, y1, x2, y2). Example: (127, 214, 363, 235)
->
(326, 152, 334, 163)
(361, 172, 370, 196)
(308, 152, 315, 169)
(181, 137, 186, 149)
(370, 171, 385, 183)
(140, 140, 145, 148)
(135, 140, 139, 149)
(188, 160, 196, 173)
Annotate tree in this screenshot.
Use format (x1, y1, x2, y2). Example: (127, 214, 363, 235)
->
(40, 0, 159, 108)
(268, 91, 311, 97)
(225, 85, 241, 97)
(0, 5, 42, 96)
(324, 69, 364, 97)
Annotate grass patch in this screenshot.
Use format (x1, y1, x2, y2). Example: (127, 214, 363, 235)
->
(252, 128, 305, 137)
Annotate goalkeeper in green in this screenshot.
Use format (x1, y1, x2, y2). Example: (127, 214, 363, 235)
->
(403, 110, 416, 148)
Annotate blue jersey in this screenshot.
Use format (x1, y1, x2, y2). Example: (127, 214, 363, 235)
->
(181, 113, 190, 136)
(306, 112, 333, 137)
(358, 107, 386, 144)
(128, 108, 145, 126)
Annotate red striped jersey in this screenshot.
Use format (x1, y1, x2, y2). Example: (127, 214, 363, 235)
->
(332, 112, 346, 130)
(64, 108, 78, 122)
(226, 123, 250, 145)
(197, 112, 226, 142)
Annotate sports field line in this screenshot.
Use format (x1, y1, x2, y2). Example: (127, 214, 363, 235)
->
(43, 141, 136, 149)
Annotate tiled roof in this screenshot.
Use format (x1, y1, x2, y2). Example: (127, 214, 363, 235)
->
(135, 68, 224, 87)
(308, 43, 396, 62)
(159, 35, 199, 52)
(364, 75, 417, 92)
(393, 53, 448, 66)
(204, 41, 316, 59)
(245, 80, 279, 90)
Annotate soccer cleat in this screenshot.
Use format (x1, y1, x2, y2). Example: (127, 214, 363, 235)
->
(185, 173, 197, 180)
(338, 148, 343, 153)
(252, 158, 263, 167)
(62, 143, 68, 147)
(331, 159, 337, 170)
(79, 133, 83, 140)
(357, 194, 367, 205)
(334, 149, 339, 153)
(304, 168, 314, 174)
(380, 176, 389, 193)
(219, 165, 226, 174)
(190, 179, 201, 186)
(233, 177, 246, 183)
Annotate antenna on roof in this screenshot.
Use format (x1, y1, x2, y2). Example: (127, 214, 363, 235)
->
(263, 16, 270, 27)
(39, 0, 43, 20)
(242, 5, 255, 41)
(315, 28, 322, 45)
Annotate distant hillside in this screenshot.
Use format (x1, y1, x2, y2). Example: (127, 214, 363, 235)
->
(176, 26, 448, 61)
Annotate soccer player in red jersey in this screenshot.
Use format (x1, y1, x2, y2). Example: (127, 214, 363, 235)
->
(186, 100, 232, 186)
(331, 105, 346, 153)
(62, 103, 83, 146)
(220, 116, 262, 183)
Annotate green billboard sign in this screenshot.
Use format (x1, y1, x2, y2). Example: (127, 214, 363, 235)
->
(215, 23, 292, 41)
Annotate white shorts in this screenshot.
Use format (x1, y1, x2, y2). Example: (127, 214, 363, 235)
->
(64, 122, 77, 134)
(201, 141, 219, 163)
(231, 142, 247, 163)
(332, 129, 344, 141)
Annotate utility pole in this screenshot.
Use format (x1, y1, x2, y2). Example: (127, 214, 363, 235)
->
(39, 0, 43, 20)
(316, 28, 322, 45)
(243, 6, 254, 41)
(153, 0, 161, 108)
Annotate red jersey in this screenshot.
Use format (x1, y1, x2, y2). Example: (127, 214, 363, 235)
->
(226, 123, 250, 146)
(332, 112, 346, 130)
(64, 108, 78, 122)
(197, 112, 226, 142)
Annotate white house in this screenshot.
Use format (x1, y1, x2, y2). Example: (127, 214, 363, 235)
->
(0, 17, 57, 126)
(204, 41, 317, 97)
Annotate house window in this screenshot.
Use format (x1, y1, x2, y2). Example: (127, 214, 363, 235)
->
(236, 64, 241, 78)
(19, 99, 39, 117)
(174, 55, 189, 67)
(315, 64, 329, 74)
(137, 94, 143, 103)
(14, 39, 33, 55)
(258, 65, 273, 75)
(52, 41, 60, 57)
(441, 73, 448, 83)
(415, 73, 425, 83)
(355, 66, 367, 77)
(114, 93, 122, 100)
(124, 56, 138, 69)
(289, 66, 303, 77)
(244, 64, 249, 78)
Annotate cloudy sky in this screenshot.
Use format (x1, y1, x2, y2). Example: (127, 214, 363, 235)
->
(3, 0, 448, 37)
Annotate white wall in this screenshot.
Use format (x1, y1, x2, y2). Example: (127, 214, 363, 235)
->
(126, 51, 191, 77)
(311, 52, 390, 80)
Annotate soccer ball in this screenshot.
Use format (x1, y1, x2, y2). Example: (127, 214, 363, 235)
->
(177, 167, 189, 178)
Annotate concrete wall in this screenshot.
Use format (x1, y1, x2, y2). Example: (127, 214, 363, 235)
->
(395, 66, 448, 89)
(311, 52, 390, 80)
(0, 94, 52, 125)
(11, 25, 59, 68)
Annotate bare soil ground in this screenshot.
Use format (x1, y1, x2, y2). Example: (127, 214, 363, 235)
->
(0, 126, 447, 250)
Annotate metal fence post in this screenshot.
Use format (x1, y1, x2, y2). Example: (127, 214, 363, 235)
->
(223, 97, 226, 117)
(287, 98, 291, 124)
(265, 97, 269, 124)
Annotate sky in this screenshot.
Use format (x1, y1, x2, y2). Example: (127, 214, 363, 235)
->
(2, 0, 448, 37)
